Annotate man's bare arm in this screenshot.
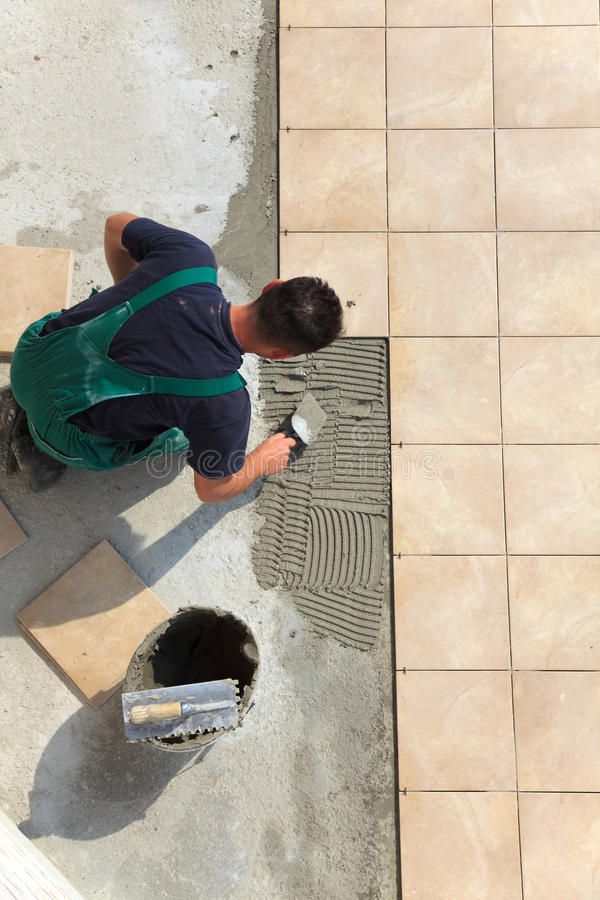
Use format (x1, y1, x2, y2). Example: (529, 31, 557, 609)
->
(104, 212, 139, 284)
(194, 432, 295, 504)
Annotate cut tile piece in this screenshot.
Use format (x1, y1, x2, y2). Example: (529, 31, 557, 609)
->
(388, 130, 495, 231)
(280, 29, 385, 130)
(520, 793, 600, 900)
(389, 0, 492, 25)
(494, 27, 600, 128)
(498, 232, 600, 336)
(389, 232, 497, 336)
(392, 445, 505, 554)
(397, 671, 516, 789)
(400, 793, 521, 900)
(390, 338, 500, 443)
(509, 556, 600, 670)
(514, 672, 600, 790)
(17, 540, 169, 707)
(387, 28, 492, 128)
(504, 446, 600, 554)
(0, 498, 27, 559)
(279, 0, 385, 27)
(494, 0, 599, 25)
(394, 556, 509, 669)
(496, 129, 600, 230)
(502, 337, 600, 442)
(0, 245, 73, 358)
(280, 130, 387, 232)
(279, 232, 388, 337)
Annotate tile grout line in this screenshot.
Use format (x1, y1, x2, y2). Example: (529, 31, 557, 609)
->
(491, 11, 526, 896)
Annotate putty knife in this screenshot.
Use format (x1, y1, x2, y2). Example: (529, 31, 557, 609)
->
(278, 392, 327, 460)
(121, 679, 239, 742)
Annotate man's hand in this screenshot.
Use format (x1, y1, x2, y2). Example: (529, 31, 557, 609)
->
(255, 432, 296, 476)
(194, 432, 296, 504)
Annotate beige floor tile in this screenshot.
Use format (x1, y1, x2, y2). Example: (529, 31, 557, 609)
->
(495, 27, 600, 127)
(520, 793, 600, 900)
(494, 0, 599, 25)
(498, 232, 600, 336)
(397, 671, 516, 789)
(388, 130, 495, 231)
(389, 0, 492, 25)
(389, 233, 498, 336)
(394, 556, 509, 669)
(390, 338, 500, 443)
(496, 129, 600, 230)
(0, 246, 73, 358)
(509, 556, 600, 669)
(17, 540, 169, 707)
(280, 29, 385, 130)
(514, 672, 600, 790)
(400, 792, 521, 900)
(279, 232, 388, 337)
(502, 337, 600, 442)
(504, 446, 600, 554)
(392, 445, 505, 554)
(279, 0, 385, 27)
(0, 498, 27, 559)
(280, 130, 387, 232)
(388, 28, 492, 128)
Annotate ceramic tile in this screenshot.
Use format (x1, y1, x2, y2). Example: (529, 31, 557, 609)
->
(0, 246, 73, 358)
(504, 446, 600, 554)
(17, 540, 169, 707)
(280, 29, 385, 130)
(496, 129, 600, 230)
(394, 556, 509, 669)
(392, 445, 505, 554)
(520, 793, 600, 900)
(501, 337, 600, 442)
(400, 792, 521, 900)
(389, 0, 492, 25)
(388, 130, 495, 231)
(494, 0, 599, 25)
(390, 338, 500, 443)
(514, 672, 600, 790)
(498, 232, 600, 336)
(397, 671, 516, 789)
(280, 130, 387, 232)
(387, 28, 492, 128)
(509, 556, 600, 669)
(494, 27, 600, 127)
(389, 233, 498, 336)
(279, 232, 388, 337)
(279, 0, 385, 27)
(0, 498, 27, 559)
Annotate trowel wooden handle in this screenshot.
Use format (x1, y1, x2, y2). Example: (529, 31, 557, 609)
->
(130, 701, 182, 724)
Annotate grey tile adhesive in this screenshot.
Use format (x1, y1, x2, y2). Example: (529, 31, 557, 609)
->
(253, 339, 390, 649)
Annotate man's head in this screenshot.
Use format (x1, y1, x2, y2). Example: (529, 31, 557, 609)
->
(249, 276, 343, 359)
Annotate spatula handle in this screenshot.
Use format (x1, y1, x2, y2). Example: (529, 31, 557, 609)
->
(130, 701, 182, 724)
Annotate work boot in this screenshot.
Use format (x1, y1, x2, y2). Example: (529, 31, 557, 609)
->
(0, 386, 20, 475)
(11, 431, 66, 492)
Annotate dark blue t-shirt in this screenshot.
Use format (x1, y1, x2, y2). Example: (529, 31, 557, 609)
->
(43, 218, 250, 478)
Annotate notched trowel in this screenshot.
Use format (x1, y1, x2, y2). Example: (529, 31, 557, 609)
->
(122, 679, 240, 742)
(278, 392, 327, 461)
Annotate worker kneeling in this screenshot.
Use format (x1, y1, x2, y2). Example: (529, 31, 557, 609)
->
(3, 214, 342, 498)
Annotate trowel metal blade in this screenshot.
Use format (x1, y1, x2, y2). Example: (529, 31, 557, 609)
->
(121, 679, 239, 742)
(291, 393, 327, 445)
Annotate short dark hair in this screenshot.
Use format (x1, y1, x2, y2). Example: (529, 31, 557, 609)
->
(254, 277, 343, 355)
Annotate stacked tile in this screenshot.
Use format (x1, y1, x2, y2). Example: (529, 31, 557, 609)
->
(388, 0, 600, 897)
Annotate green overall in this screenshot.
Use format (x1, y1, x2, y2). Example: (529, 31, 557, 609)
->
(10, 267, 246, 472)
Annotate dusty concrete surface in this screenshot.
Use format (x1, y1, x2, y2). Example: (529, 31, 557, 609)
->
(0, 2, 398, 897)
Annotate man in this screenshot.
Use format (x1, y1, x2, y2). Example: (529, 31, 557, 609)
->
(2, 214, 343, 498)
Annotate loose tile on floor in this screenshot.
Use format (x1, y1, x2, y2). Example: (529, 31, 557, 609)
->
(390, 338, 500, 443)
(397, 671, 516, 790)
(509, 556, 600, 669)
(493, 0, 599, 26)
(394, 556, 509, 669)
(0, 498, 27, 560)
(389, 232, 498, 336)
(388, 0, 492, 26)
(279, 0, 385, 27)
(400, 792, 522, 900)
(279, 232, 388, 337)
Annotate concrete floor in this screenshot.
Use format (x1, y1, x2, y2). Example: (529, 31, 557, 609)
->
(0, 2, 398, 897)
